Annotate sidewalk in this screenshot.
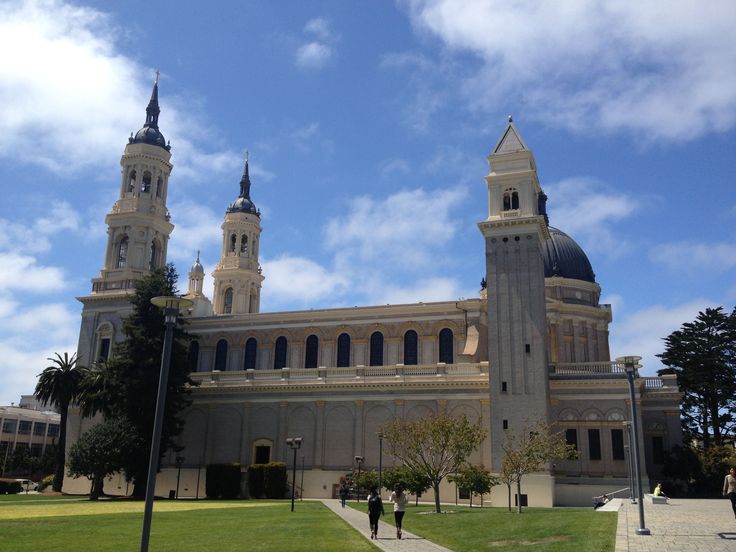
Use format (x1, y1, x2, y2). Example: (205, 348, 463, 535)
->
(321, 499, 454, 552)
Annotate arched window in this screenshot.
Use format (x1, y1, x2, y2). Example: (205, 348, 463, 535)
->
(241, 234, 248, 254)
(274, 336, 288, 369)
(503, 187, 519, 211)
(305, 334, 319, 368)
(149, 240, 159, 270)
(439, 328, 454, 364)
(188, 341, 199, 372)
(214, 339, 228, 371)
(230, 233, 237, 252)
(116, 236, 128, 268)
(244, 338, 257, 370)
(141, 171, 152, 193)
(403, 330, 418, 365)
(369, 331, 383, 367)
(156, 176, 163, 198)
(127, 170, 136, 192)
(336, 333, 351, 367)
(223, 288, 233, 314)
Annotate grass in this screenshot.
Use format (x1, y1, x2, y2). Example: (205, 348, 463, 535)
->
(0, 496, 378, 552)
(351, 503, 617, 552)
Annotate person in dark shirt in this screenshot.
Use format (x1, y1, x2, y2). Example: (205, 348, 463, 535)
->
(367, 486, 385, 540)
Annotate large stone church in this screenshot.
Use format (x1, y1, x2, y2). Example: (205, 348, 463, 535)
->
(64, 80, 681, 506)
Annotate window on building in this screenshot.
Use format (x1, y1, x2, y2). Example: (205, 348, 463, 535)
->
(188, 341, 199, 372)
(439, 328, 454, 363)
(241, 234, 248, 254)
(127, 170, 136, 192)
(369, 332, 383, 367)
(255, 445, 271, 464)
(33, 423, 46, 436)
(652, 436, 665, 464)
(48, 424, 59, 437)
(611, 429, 625, 460)
(230, 233, 237, 252)
(223, 288, 233, 314)
(214, 339, 228, 371)
(141, 171, 152, 193)
(156, 176, 163, 198)
(565, 428, 578, 450)
(99, 338, 111, 361)
(116, 236, 129, 269)
(18, 421, 32, 435)
(274, 336, 288, 369)
(502, 419, 508, 430)
(244, 338, 257, 370)
(336, 333, 350, 367)
(305, 334, 319, 368)
(503, 187, 520, 211)
(403, 330, 418, 365)
(514, 494, 528, 507)
(588, 429, 601, 460)
(149, 240, 159, 271)
(2, 420, 16, 434)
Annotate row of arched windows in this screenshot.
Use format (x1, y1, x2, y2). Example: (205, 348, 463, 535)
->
(115, 235, 161, 270)
(190, 328, 455, 372)
(127, 169, 163, 198)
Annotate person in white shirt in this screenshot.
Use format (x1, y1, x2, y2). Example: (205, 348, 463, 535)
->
(723, 467, 736, 520)
(389, 485, 409, 539)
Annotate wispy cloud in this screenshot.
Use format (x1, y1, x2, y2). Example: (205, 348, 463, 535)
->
(651, 240, 736, 274)
(295, 17, 338, 69)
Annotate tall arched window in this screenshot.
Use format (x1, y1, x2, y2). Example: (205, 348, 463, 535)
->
(141, 171, 152, 193)
(503, 187, 519, 211)
(230, 233, 237, 252)
(149, 240, 159, 270)
(156, 177, 163, 198)
(274, 336, 288, 369)
(127, 170, 136, 192)
(305, 334, 319, 368)
(369, 332, 383, 367)
(188, 341, 199, 372)
(215, 339, 228, 371)
(244, 337, 257, 370)
(223, 288, 233, 314)
(116, 236, 128, 268)
(439, 328, 454, 364)
(336, 333, 351, 367)
(403, 330, 418, 365)
(241, 234, 248, 254)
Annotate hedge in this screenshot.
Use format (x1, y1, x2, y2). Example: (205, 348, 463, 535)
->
(248, 462, 287, 499)
(205, 463, 241, 499)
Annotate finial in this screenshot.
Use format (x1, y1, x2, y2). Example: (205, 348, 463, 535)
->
(508, 114, 513, 123)
(155, 68, 160, 85)
(243, 149, 250, 173)
(196, 250, 200, 263)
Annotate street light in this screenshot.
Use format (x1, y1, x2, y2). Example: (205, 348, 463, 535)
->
(623, 421, 636, 504)
(377, 431, 384, 493)
(354, 455, 364, 503)
(175, 456, 185, 499)
(617, 355, 650, 536)
(300, 454, 305, 502)
(140, 296, 192, 552)
(286, 437, 302, 512)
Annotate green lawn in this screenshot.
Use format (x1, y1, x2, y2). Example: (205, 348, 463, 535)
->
(351, 503, 617, 552)
(0, 496, 378, 552)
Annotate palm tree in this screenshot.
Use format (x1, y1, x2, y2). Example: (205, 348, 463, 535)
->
(35, 352, 87, 492)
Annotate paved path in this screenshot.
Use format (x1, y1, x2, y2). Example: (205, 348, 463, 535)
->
(321, 499, 454, 552)
(609, 497, 736, 551)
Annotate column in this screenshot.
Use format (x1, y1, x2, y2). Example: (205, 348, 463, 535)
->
(277, 402, 288, 461)
(353, 400, 364, 460)
(314, 401, 325, 468)
(239, 402, 252, 464)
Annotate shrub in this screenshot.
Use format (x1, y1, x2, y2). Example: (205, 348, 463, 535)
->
(206, 463, 241, 499)
(0, 478, 22, 494)
(36, 474, 55, 492)
(247, 464, 265, 498)
(248, 462, 287, 499)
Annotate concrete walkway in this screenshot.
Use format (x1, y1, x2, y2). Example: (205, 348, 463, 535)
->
(321, 499, 454, 552)
(609, 497, 736, 551)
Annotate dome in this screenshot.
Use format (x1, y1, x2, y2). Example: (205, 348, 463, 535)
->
(542, 227, 596, 283)
(191, 259, 204, 274)
(131, 125, 168, 149)
(228, 195, 258, 215)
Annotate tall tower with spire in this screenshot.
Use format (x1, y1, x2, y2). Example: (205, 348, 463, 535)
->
(211, 154, 264, 315)
(478, 118, 552, 474)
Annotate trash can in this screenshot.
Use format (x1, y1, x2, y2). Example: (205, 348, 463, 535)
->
(169, 490, 176, 499)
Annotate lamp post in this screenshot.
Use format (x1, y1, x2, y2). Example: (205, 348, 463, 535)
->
(377, 431, 384, 493)
(354, 455, 364, 503)
(175, 456, 185, 499)
(300, 454, 305, 502)
(623, 421, 636, 504)
(286, 437, 302, 512)
(140, 296, 192, 552)
(617, 355, 650, 536)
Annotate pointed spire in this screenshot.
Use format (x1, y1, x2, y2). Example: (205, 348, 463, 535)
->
(144, 70, 161, 128)
(226, 149, 259, 216)
(239, 150, 252, 199)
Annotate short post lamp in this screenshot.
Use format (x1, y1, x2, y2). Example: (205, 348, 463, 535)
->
(377, 430, 384, 493)
(617, 355, 650, 536)
(286, 437, 302, 512)
(300, 454, 305, 502)
(140, 296, 192, 552)
(175, 456, 185, 499)
(623, 421, 636, 504)
(354, 455, 364, 503)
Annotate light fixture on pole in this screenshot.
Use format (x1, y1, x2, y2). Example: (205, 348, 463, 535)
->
(286, 437, 302, 512)
(616, 355, 650, 536)
(175, 456, 185, 499)
(354, 455, 364, 503)
(377, 430, 384, 493)
(140, 296, 193, 552)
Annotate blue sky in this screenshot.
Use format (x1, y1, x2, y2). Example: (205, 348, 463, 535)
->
(0, 0, 734, 405)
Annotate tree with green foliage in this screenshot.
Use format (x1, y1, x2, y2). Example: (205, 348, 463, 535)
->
(381, 465, 432, 504)
(657, 306, 736, 448)
(383, 413, 487, 513)
(501, 421, 577, 513)
(499, 454, 517, 512)
(352, 469, 380, 496)
(67, 418, 143, 500)
(663, 443, 736, 497)
(449, 464, 498, 507)
(83, 265, 195, 497)
(34, 352, 88, 491)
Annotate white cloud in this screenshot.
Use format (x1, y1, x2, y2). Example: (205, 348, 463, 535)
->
(0, 0, 238, 177)
(304, 17, 333, 41)
(379, 158, 411, 177)
(402, 0, 736, 141)
(651, 240, 736, 274)
(295, 17, 337, 69)
(261, 255, 350, 309)
(0, 253, 68, 293)
(0, 201, 81, 254)
(168, 200, 224, 264)
(372, 277, 465, 305)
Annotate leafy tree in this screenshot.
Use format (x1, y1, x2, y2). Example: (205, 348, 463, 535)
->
(34, 352, 88, 491)
(449, 464, 498, 507)
(657, 306, 736, 448)
(383, 413, 486, 513)
(352, 469, 380, 496)
(501, 421, 577, 513)
(381, 465, 432, 505)
(67, 418, 142, 500)
(499, 454, 517, 512)
(86, 265, 195, 497)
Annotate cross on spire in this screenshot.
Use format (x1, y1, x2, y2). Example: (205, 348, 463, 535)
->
(155, 68, 160, 85)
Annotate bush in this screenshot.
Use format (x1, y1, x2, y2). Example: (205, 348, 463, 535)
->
(247, 464, 265, 498)
(36, 474, 55, 492)
(0, 478, 22, 494)
(248, 462, 287, 499)
(206, 463, 242, 499)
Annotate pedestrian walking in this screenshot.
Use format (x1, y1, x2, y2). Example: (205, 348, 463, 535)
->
(389, 484, 409, 539)
(339, 483, 348, 508)
(367, 486, 385, 540)
(723, 466, 736, 520)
